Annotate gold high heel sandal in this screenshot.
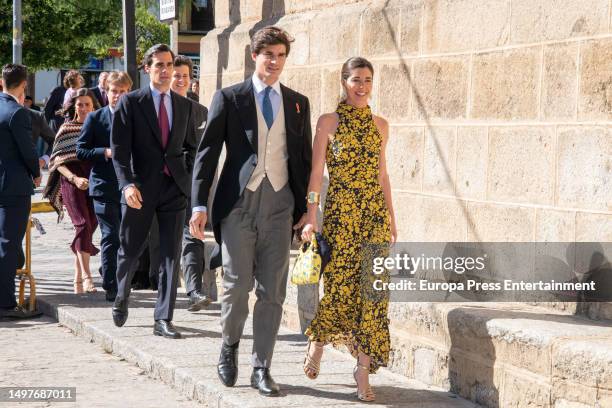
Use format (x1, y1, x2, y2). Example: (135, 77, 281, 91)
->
(353, 363, 375, 402)
(303, 341, 324, 379)
(83, 276, 97, 293)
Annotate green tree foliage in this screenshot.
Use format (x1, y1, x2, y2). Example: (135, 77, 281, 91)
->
(0, 0, 169, 70)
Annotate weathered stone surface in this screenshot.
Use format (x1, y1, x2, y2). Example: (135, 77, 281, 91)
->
(283, 67, 322, 120)
(448, 354, 503, 408)
(423, 0, 510, 53)
(575, 212, 612, 241)
(423, 127, 456, 195)
(471, 48, 541, 120)
(456, 127, 488, 200)
(535, 209, 575, 242)
(467, 203, 534, 241)
(378, 62, 412, 122)
(542, 43, 579, 120)
(309, 5, 362, 64)
(551, 381, 599, 407)
(360, 5, 400, 56)
(579, 38, 612, 120)
(320, 66, 341, 115)
(412, 57, 468, 120)
(393, 194, 468, 241)
(200, 33, 222, 76)
(386, 126, 423, 191)
(400, 0, 423, 55)
(511, 0, 609, 43)
(501, 372, 551, 407)
(488, 126, 555, 205)
(221, 72, 247, 89)
(277, 14, 312, 67)
(556, 126, 612, 211)
(553, 338, 612, 389)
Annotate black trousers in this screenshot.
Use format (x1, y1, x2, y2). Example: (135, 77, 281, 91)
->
(0, 195, 30, 309)
(115, 175, 186, 321)
(92, 197, 121, 292)
(182, 203, 205, 295)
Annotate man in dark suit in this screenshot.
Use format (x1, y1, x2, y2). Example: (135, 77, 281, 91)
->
(90, 72, 109, 107)
(170, 55, 211, 312)
(77, 71, 133, 302)
(111, 44, 197, 339)
(0, 64, 42, 319)
(43, 83, 66, 132)
(26, 104, 55, 168)
(189, 26, 312, 396)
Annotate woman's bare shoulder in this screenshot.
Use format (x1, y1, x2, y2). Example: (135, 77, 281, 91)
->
(317, 112, 340, 132)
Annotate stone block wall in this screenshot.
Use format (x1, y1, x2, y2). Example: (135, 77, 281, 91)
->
(200, 0, 612, 246)
(201, 1, 612, 406)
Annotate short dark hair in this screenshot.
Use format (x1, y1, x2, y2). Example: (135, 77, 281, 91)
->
(2, 64, 28, 90)
(63, 88, 100, 119)
(173, 55, 194, 78)
(250, 26, 294, 56)
(143, 44, 175, 67)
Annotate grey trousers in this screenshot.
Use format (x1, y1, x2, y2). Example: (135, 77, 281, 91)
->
(220, 178, 294, 368)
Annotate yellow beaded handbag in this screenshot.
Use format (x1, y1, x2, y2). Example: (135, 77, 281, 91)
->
(290, 236, 322, 285)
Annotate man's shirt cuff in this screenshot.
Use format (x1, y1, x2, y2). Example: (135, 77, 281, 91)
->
(193, 206, 207, 213)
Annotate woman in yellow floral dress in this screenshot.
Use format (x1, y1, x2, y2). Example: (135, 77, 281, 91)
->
(301, 57, 397, 402)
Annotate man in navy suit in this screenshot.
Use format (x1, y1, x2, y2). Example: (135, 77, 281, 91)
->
(0, 64, 41, 319)
(111, 44, 197, 338)
(77, 71, 132, 302)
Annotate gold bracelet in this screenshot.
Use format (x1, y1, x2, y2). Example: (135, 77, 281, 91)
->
(306, 191, 320, 204)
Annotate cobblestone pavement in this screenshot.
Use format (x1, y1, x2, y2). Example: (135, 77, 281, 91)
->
(1, 194, 477, 408)
(0, 317, 201, 408)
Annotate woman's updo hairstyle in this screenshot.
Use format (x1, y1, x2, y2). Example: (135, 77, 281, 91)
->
(339, 57, 374, 103)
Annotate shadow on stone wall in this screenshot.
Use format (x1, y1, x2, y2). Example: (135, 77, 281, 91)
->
(376, 0, 494, 405)
(215, 1, 242, 89)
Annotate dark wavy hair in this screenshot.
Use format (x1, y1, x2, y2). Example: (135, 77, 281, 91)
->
(62, 88, 100, 120)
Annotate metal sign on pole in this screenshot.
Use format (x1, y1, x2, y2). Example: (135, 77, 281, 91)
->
(159, 0, 178, 22)
(159, 0, 179, 55)
(12, 0, 22, 64)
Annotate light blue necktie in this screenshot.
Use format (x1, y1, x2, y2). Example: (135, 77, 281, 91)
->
(262, 86, 274, 129)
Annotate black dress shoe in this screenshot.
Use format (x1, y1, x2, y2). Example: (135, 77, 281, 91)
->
(105, 288, 117, 302)
(187, 291, 211, 312)
(153, 320, 181, 339)
(250, 367, 280, 396)
(112, 298, 128, 327)
(0, 306, 42, 320)
(217, 342, 239, 387)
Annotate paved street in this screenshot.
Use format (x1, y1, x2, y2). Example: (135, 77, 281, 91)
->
(0, 196, 477, 407)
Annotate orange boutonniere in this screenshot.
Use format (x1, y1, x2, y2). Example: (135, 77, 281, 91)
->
(296, 102, 300, 114)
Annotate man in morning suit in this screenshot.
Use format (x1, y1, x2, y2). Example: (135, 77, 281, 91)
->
(189, 26, 312, 396)
(90, 72, 109, 107)
(111, 44, 197, 339)
(0, 64, 42, 319)
(169, 55, 212, 312)
(77, 71, 133, 302)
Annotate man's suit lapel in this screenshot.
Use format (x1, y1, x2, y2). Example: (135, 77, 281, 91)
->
(233, 79, 258, 153)
(137, 88, 163, 146)
(281, 84, 300, 154)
